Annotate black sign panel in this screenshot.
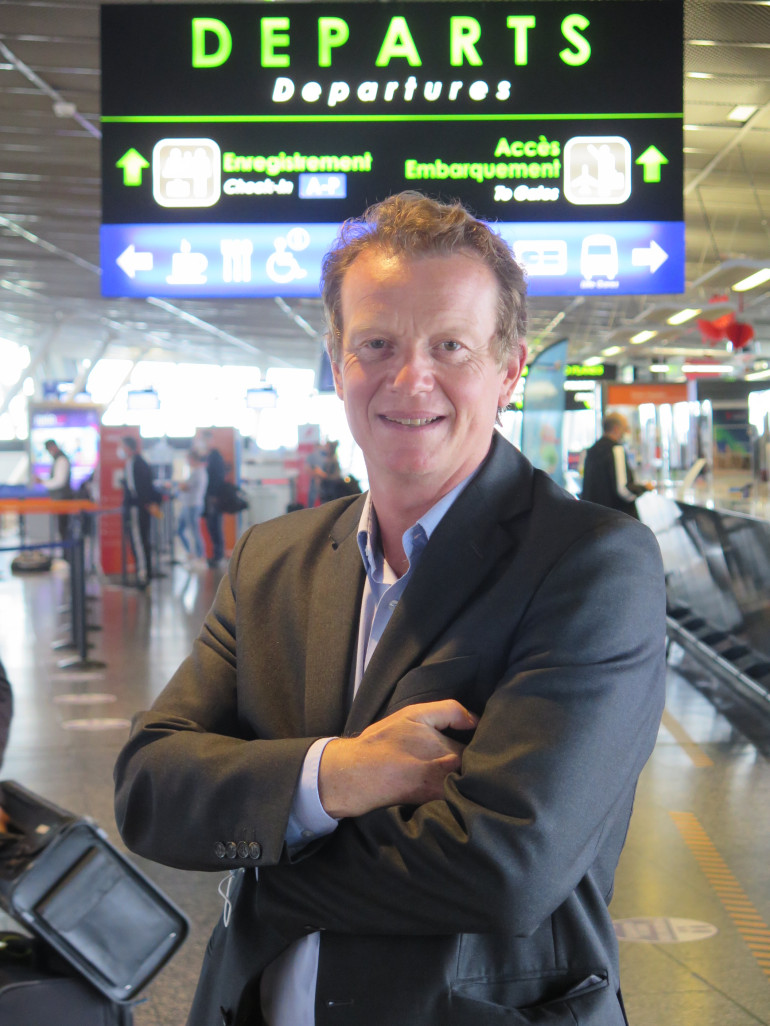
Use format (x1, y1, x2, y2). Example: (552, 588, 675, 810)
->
(101, 1, 683, 224)
(100, 1, 684, 298)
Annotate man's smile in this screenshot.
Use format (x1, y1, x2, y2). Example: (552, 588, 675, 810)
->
(381, 415, 443, 427)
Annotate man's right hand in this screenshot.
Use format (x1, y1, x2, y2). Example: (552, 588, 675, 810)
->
(318, 700, 478, 820)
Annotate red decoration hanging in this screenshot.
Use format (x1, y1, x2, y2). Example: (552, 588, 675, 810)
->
(697, 294, 737, 344)
(726, 321, 755, 349)
(698, 319, 726, 342)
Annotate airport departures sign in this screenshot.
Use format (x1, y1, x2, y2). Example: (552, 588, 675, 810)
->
(100, 1, 684, 299)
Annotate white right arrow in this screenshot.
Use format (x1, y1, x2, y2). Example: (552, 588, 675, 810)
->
(631, 239, 668, 274)
(116, 244, 153, 279)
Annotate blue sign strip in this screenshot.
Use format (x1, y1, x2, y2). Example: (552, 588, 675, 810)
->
(100, 220, 684, 298)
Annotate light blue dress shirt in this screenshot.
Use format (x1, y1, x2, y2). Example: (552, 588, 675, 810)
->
(260, 476, 473, 1026)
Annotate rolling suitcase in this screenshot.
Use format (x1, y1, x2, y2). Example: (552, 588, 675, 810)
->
(0, 931, 132, 1025)
(0, 781, 188, 1011)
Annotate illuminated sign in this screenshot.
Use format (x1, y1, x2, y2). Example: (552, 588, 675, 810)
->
(100, 219, 684, 297)
(29, 404, 101, 491)
(100, 1, 684, 298)
(566, 363, 616, 380)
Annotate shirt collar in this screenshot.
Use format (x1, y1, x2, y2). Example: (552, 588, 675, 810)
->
(356, 471, 476, 581)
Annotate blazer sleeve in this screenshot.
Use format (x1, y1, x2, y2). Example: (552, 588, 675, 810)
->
(113, 533, 322, 870)
(255, 515, 667, 938)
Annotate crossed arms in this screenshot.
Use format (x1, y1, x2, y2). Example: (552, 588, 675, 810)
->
(115, 505, 666, 944)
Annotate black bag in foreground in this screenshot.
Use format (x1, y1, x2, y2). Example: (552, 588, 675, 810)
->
(0, 931, 133, 1026)
(0, 781, 188, 1005)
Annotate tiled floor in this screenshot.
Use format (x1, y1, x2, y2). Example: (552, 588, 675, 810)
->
(0, 545, 768, 1025)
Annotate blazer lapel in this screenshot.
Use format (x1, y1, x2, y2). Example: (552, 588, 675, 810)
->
(303, 497, 366, 737)
(345, 435, 535, 734)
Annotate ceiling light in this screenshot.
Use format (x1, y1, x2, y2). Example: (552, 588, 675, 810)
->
(650, 364, 670, 373)
(583, 356, 603, 366)
(602, 346, 623, 357)
(746, 368, 770, 382)
(53, 101, 77, 118)
(688, 39, 718, 46)
(733, 268, 770, 292)
(687, 72, 714, 79)
(693, 260, 770, 295)
(666, 308, 700, 325)
(727, 105, 757, 123)
(630, 330, 657, 344)
(682, 363, 733, 374)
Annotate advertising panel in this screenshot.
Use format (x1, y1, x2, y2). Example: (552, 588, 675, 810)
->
(29, 404, 101, 491)
(520, 338, 569, 486)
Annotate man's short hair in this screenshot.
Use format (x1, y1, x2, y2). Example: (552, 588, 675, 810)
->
(603, 412, 627, 435)
(321, 191, 527, 366)
(122, 436, 138, 452)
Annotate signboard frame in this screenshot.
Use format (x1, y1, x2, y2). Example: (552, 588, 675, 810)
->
(100, 0, 684, 299)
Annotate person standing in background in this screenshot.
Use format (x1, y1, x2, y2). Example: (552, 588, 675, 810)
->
(305, 441, 328, 508)
(121, 436, 160, 589)
(177, 449, 208, 566)
(38, 438, 72, 550)
(201, 430, 226, 568)
(309, 439, 344, 505)
(581, 411, 654, 518)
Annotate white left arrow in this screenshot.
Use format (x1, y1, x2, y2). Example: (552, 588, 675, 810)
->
(631, 239, 668, 274)
(116, 244, 153, 279)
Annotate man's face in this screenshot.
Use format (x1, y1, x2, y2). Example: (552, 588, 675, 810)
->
(331, 248, 524, 502)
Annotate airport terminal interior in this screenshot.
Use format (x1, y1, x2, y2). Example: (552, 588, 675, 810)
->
(1, 0, 770, 1023)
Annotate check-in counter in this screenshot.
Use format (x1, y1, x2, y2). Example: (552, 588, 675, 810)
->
(638, 492, 770, 711)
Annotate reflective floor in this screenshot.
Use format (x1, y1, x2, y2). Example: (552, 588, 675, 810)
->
(0, 548, 769, 1025)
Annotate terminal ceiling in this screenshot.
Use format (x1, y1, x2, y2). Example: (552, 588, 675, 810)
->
(1, 0, 770, 385)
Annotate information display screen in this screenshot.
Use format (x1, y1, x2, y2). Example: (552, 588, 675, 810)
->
(29, 405, 101, 490)
(101, 1, 684, 298)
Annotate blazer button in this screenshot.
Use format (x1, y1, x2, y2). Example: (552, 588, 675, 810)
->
(236, 841, 249, 859)
(248, 841, 262, 860)
(214, 841, 227, 859)
(225, 841, 237, 859)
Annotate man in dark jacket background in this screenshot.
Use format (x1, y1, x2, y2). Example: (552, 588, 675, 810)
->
(581, 411, 654, 518)
(121, 436, 160, 588)
(201, 430, 227, 568)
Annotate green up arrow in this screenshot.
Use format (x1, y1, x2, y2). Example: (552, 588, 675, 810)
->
(635, 145, 669, 183)
(116, 148, 150, 187)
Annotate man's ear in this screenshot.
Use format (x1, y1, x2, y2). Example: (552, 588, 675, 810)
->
(498, 341, 527, 409)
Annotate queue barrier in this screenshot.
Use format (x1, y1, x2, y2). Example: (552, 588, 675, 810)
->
(0, 500, 120, 671)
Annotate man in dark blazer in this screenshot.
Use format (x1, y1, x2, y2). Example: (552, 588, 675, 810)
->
(121, 435, 160, 588)
(115, 193, 666, 1026)
(581, 412, 654, 518)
